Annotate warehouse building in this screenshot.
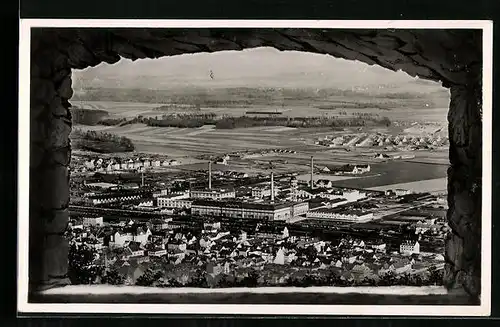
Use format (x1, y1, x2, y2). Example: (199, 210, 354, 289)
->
(306, 207, 374, 223)
(190, 187, 236, 200)
(191, 199, 309, 221)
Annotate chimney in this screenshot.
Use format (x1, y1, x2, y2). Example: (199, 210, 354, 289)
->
(208, 161, 212, 190)
(310, 156, 314, 190)
(270, 171, 275, 202)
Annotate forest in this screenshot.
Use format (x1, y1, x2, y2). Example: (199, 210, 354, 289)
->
(100, 113, 392, 129)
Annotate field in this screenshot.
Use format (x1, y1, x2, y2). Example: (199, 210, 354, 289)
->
(73, 123, 324, 156)
(329, 162, 448, 190)
(71, 100, 449, 123)
(73, 120, 449, 191)
(366, 178, 447, 193)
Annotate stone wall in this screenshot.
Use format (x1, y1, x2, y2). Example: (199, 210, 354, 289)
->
(30, 41, 73, 290)
(28, 28, 483, 301)
(445, 82, 482, 298)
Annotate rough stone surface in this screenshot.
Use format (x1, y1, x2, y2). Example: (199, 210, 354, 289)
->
(446, 83, 482, 300)
(42, 208, 70, 234)
(36, 28, 482, 86)
(50, 97, 69, 117)
(40, 165, 70, 210)
(47, 118, 72, 149)
(30, 78, 56, 105)
(29, 28, 483, 297)
(42, 234, 70, 278)
(29, 42, 73, 291)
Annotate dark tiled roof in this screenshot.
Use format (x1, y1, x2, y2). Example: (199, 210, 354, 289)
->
(128, 241, 142, 252)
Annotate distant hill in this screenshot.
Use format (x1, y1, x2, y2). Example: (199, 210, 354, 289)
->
(72, 47, 446, 95)
(71, 47, 450, 123)
(72, 85, 450, 112)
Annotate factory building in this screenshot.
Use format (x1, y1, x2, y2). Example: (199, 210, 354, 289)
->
(306, 207, 374, 223)
(187, 160, 236, 200)
(191, 199, 309, 221)
(157, 192, 192, 209)
(323, 189, 367, 202)
(251, 184, 281, 199)
(190, 187, 236, 200)
(84, 190, 148, 205)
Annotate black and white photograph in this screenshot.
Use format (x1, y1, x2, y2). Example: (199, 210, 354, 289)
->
(18, 20, 492, 316)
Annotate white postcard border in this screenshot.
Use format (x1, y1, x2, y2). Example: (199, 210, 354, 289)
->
(17, 19, 493, 317)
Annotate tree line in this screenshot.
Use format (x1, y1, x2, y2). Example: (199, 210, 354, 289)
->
(72, 107, 110, 126)
(214, 115, 392, 129)
(71, 129, 135, 153)
(114, 114, 392, 129)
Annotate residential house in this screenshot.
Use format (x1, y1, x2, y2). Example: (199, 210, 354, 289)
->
(147, 244, 167, 257)
(83, 216, 104, 227)
(123, 241, 145, 259)
(395, 189, 411, 196)
(134, 227, 152, 245)
(110, 231, 134, 247)
(215, 158, 228, 165)
(315, 179, 333, 188)
(400, 240, 420, 255)
(168, 240, 187, 252)
(273, 248, 286, 265)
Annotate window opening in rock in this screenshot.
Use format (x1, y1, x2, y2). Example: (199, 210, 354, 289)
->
(65, 47, 451, 292)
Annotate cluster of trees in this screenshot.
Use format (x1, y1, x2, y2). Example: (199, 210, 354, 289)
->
(74, 109, 391, 130)
(215, 115, 392, 129)
(145, 113, 217, 128)
(67, 243, 103, 285)
(97, 117, 128, 126)
(71, 129, 135, 153)
(72, 108, 110, 126)
(68, 243, 127, 285)
(153, 104, 202, 112)
(131, 267, 444, 288)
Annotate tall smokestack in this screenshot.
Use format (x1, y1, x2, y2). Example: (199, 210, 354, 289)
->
(310, 156, 314, 190)
(270, 171, 275, 202)
(208, 161, 212, 190)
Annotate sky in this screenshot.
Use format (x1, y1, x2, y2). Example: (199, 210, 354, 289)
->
(72, 47, 444, 92)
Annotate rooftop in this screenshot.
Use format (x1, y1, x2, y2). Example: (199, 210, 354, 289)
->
(192, 199, 307, 211)
(191, 187, 235, 194)
(310, 207, 371, 216)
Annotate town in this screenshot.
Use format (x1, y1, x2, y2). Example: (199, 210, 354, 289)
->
(68, 149, 448, 288)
